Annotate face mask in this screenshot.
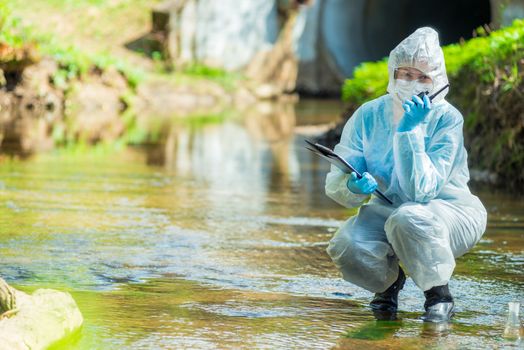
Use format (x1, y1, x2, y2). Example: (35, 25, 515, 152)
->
(394, 79, 433, 102)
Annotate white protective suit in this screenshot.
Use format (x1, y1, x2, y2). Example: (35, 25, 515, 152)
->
(325, 27, 487, 293)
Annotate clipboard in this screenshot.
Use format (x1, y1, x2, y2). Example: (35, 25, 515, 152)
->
(304, 139, 393, 205)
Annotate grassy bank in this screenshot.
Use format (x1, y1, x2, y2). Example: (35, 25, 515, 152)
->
(0, 1, 241, 155)
(0, 0, 239, 92)
(0, 2, 145, 87)
(341, 20, 524, 191)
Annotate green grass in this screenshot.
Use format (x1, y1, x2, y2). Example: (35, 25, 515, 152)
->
(0, 1, 243, 152)
(1, 0, 240, 91)
(0, 2, 146, 89)
(0, 3, 28, 49)
(181, 63, 242, 90)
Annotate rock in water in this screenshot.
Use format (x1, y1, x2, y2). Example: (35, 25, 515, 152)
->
(0, 278, 83, 350)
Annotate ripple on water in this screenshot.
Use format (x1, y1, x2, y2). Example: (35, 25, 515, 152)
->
(181, 302, 304, 318)
(1, 153, 523, 349)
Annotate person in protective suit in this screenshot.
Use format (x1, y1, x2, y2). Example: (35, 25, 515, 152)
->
(325, 27, 487, 322)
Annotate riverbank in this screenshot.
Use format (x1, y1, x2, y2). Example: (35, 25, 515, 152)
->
(0, 2, 300, 156)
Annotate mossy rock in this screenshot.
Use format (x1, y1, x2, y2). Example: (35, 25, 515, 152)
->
(0, 278, 83, 350)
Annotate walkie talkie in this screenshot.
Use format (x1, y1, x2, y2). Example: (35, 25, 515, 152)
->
(416, 83, 450, 102)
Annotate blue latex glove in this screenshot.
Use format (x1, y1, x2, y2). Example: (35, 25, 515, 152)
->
(397, 94, 432, 132)
(347, 172, 378, 195)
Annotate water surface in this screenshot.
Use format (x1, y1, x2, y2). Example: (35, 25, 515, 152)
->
(0, 100, 522, 349)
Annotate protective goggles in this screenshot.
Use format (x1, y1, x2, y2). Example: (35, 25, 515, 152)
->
(394, 67, 432, 84)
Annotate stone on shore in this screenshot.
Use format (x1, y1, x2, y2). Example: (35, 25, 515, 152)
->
(0, 278, 83, 350)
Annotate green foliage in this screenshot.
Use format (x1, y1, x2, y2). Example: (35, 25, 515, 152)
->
(183, 63, 230, 79)
(37, 37, 146, 89)
(341, 59, 388, 103)
(0, 2, 144, 89)
(181, 63, 241, 91)
(151, 51, 163, 62)
(0, 3, 29, 50)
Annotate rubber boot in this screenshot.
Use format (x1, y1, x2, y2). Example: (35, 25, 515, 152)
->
(421, 284, 455, 323)
(370, 267, 406, 318)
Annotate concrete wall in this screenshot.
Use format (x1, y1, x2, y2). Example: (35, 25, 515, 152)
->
(176, 0, 279, 70)
(165, 0, 519, 96)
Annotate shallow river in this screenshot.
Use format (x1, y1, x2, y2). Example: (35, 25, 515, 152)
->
(0, 100, 522, 349)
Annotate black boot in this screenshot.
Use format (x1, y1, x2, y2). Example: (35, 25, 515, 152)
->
(421, 284, 455, 323)
(370, 267, 406, 316)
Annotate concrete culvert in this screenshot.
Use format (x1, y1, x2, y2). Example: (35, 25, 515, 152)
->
(360, 0, 492, 62)
(295, 0, 492, 96)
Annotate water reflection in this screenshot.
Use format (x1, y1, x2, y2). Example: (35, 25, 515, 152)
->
(0, 99, 522, 349)
(138, 101, 301, 191)
(0, 89, 61, 156)
(420, 321, 453, 337)
(346, 319, 403, 340)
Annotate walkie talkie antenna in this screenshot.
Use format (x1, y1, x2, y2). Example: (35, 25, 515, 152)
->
(428, 83, 450, 101)
(416, 83, 450, 102)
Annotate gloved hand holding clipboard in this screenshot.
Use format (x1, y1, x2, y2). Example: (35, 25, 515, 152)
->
(304, 139, 393, 205)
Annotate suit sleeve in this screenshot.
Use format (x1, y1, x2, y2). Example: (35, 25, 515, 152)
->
(325, 107, 369, 208)
(393, 112, 463, 203)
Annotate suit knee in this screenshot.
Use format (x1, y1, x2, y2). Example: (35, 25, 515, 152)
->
(328, 231, 392, 270)
(385, 204, 437, 242)
(327, 232, 358, 266)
